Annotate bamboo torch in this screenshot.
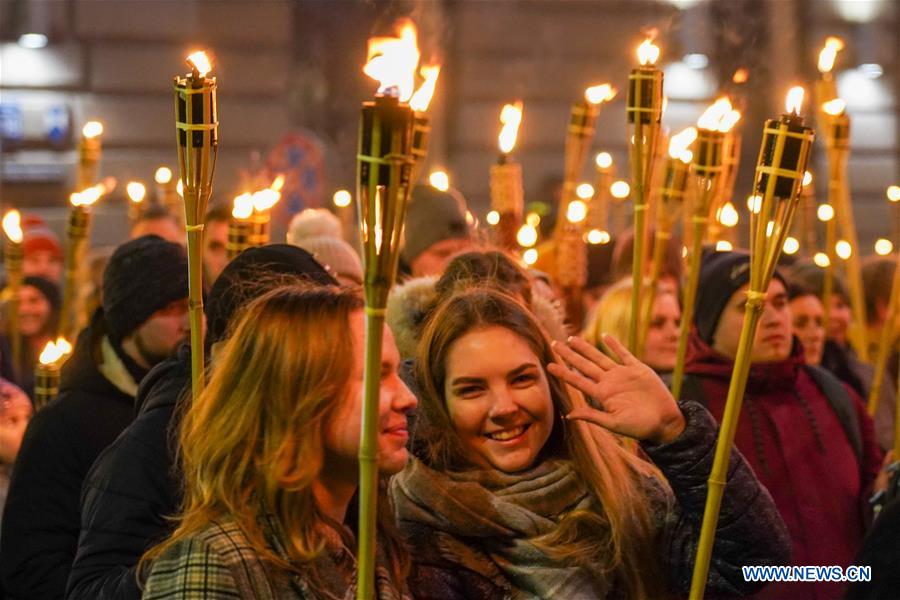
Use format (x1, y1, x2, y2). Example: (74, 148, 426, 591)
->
(490, 102, 525, 251)
(557, 185, 592, 327)
(820, 97, 868, 359)
(409, 63, 440, 184)
(78, 121, 103, 191)
(672, 99, 740, 401)
(332, 189, 355, 242)
(626, 38, 664, 352)
(689, 87, 814, 599)
(357, 28, 419, 600)
(126, 181, 147, 225)
(637, 127, 696, 355)
(174, 50, 219, 399)
(2, 210, 24, 379)
(797, 171, 817, 257)
(226, 193, 254, 260)
(58, 182, 108, 340)
(34, 337, 72, 411)
(248, 175, 283, 247)
(815, 37, 843, 122)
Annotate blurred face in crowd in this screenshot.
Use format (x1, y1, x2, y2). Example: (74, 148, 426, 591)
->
(643, 293, 680, 372)
(18, 285, 52, 338)
(411, 238, 473, 277)
(124, 298, 190, 368)
(325, 311, 417, 476)
(204, 218, 229, 283)
(713, 278, 792, 363)
(131, 217, 184, 245)
(826, 294, 853, 346)
(23, 251, 62, 283)
(0, 383, 32, 464)
(791, 294, 826, 366)
(444, 325, 555, 473)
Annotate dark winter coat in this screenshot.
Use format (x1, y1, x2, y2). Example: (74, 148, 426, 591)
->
(396, 401, 792, 599)
(684, 333, 883, 600)
(66, 345, 190, 599)
(845, 494, 900, 600)
(0, 311, 144, 599)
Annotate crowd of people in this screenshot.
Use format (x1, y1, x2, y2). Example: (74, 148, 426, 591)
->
(0, 180, 897, 599)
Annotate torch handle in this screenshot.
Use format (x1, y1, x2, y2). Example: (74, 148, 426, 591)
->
(821, 217, 836, 338)
(671, 217, 707, 402)
(689, 299, 765, 600)
(357, 306, 385, 600)
(4, 277, 22, 381)
(637, 229, 671, 357)
(867, 253, 900, 416)
(58, 235, 88, 340)
(186, 226, 206, 399)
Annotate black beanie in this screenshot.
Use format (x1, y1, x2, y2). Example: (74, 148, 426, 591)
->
(204, 244, 337, 346)
(694, 250, 787, 344)
(102, 235, 189, 342)
(23, 276, 61, 315)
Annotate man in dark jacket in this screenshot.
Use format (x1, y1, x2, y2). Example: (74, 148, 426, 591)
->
(0, 236, 190, 599)
(66, 245, 336, 599)
(683, 251, 883, 600)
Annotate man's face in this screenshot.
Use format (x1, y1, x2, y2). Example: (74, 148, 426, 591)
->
(131, 218, 184, 245)
(128, 298, 191, 367)
(23, 250, 63, 283)
(410, 237, 473, 277)
(712, 278, 793, 363)
(203, 220, 229, 283)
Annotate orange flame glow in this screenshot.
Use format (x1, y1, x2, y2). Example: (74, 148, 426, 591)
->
(232, 193, 254, 220)
(822, 98, 846, 116)
(270, 174, 285, 192)
(732, 68, 749, 84)
(786, 86, 805, 115)
(252, 188, 280, 212)
(498, 101, 524, 154)
(668, 127, 698, 163)
(82, 121, 103, 139)
(637, 38, 660, 66)
(817, 37, 844, 74)
(70, 182, 109, 207)
(363, 20, 420, 101)
(186, 51, 212, 77)
(39, 337, 73, 366)
(410, 64, 441, 112)
(584, 83, 616, 105)
(2, 210, 23, 243)
(696, 97, 733, 131)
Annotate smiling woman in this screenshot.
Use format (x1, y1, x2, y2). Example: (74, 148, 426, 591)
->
(392, 287, 791, 599)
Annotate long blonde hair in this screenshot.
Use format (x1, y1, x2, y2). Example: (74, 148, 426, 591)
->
(415, 287, 670, 598)
(142, 285, 407, 589)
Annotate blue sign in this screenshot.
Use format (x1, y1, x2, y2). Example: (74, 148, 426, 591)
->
(0, 104, 24, 141)
(44, 105, 69, 144)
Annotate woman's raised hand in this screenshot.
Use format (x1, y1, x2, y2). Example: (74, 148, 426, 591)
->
(547, 334, 685, 444)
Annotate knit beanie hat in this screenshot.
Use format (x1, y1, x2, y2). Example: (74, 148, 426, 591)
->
(204, 244, 338, 346)
(401, 184, 472, 264)
(21, 216, 63, 261)
(694, 250, 787, 344)
(23, 276, 61, 314)
(286, 208, 343, 245)
(294, 235, 363, 285)
(102, 235, 189, 342)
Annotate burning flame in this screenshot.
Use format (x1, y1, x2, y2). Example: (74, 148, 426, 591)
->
(610, 181, 631, 199)
(587, 229, 611, 245)
(498, 101, 524, 154)
(817, 203, 835, 222)
(154, 167, 172, 184)
(2, 210, 23, 243)
(668, 126, 698, 163)
(717, 202, 739, 227)
(803, 171, 814, 187)
(817, 37, 844, 74)
(70, 182, 108, 207)
(252, 188, 281, 212)
(835, 240, 852, 260)
(82, 121, 103, 139)
(333, 190, 352, 208)
(584, 84, 616, 105)
(270, 174, 285, 192)
(875, 238, 893, 256)
(126, 182, 146, 203)
(523, 248, 539, 265)
(576, 183, 594, 200)
(186, 51, 212, 77)
(429, 170, 450, 192)
(566, 200, 588, 224)
(363, 19, 420, 101)
(596, 152, 613, 169)
(232, 193, 254, 220)
(486, 211, 500, 226)
(697, 97, 739, 132)
(822, 98, 846, 116)
(39, 337, 73, 366)
(888, 185, 900, 202)
(637, 38, 660, 66)
(410, 64, 441, 112)
(785, 86, 805, 115)
(814, 252, 830, 268)
(783, 237, 800, 255)
(732, 68, 749, 84)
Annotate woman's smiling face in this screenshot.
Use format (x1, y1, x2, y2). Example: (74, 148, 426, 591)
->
(443, 325, 555, 473)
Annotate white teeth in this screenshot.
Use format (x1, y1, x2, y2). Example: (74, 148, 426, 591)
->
(488, 426, 525, 441)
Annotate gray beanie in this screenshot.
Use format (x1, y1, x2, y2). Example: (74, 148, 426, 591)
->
(295, 235, 363, 284)
(401, 184, 472, 264)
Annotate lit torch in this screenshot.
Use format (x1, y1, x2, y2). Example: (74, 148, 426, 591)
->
(34, 337, 72, 411)
(815, 37, 843, 112)
(126, 181, 147, 225)
(226, 193, 254, 260)
(690, 86, 814, 599)
(797, 171, 817, 257)
(174, 50, 219, 398)
(357, 23, 419, 600)
(489, 101, 524, 251)
(2, 210, 24, 379)
(78, 120, 103, 190)
(626, 36, 664, 352)
(249, 175, 283, 246)
(672, 97, 739, 401)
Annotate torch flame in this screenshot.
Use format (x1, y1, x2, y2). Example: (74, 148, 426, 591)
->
(732, 68, 749, 84)
(363, 19, 420, 102)
(785, 86, 805, 115)
(817, 37, 844, 74)
(596, 152, 613, 169)
(696, 97, 733, 131)
(39, 338, 72, 366)
(252, 188, 281, 212)
(154, 167, 173, 184)
(82, 121, 103, 139)
(409, 64, 441, 112)
(270, 174, 285, 192)
(70, 183, 108, 207)
(232, 193, 254, 220)
(584, 83, 617, 105)
(668, 126, 698, 163)
(822, 98, 846, 116)
(637, 38, 660, 66)
(186, 51, 212, 77)
(498, 101, 524, 154)
(126, 182, 146, 203)
(2, 210, 23, 243)
(718, 109, 741, 133)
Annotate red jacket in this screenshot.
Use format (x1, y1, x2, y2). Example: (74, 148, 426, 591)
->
(684, 333, 883, 600)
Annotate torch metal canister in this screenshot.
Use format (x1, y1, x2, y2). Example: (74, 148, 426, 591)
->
(78, 132, 102, 191)
(3, 239, 23, 378)
(489, 160, 524, 251)
(33, 363, 61, 411)
(226, 218, 253, 260)
(58, 206, 92, 340)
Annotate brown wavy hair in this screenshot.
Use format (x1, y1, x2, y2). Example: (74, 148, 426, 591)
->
(141, 285, 408, 591)
(414, 287, 669, 598)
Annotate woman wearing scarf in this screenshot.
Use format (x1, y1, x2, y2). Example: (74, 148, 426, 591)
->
(141, 286, 416, 599)
(392, 288, 790, 599)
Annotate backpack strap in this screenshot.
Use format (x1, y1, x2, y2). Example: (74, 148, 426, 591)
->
(803, 364, 863, 463)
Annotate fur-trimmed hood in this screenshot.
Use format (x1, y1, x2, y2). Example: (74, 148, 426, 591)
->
(386, 276, 568, 361)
